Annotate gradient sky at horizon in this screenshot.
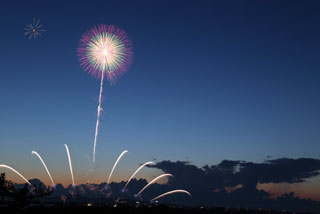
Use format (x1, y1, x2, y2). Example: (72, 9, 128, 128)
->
(0, 0, 320, 200)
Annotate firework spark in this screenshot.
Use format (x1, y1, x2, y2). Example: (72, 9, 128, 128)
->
(24, 18, 46, 39)
(150, 190, 192, 202)
(0, 164, 31, 185)
(31, 151, 55, 187)
(107, 150, 128, 185)
(78, 25, 133, 163)
(136, 173, 173, 197)
(122, 161, 154, 191)
(64, 144, 75, 186)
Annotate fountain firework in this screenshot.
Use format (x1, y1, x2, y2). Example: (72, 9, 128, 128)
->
(122, 161, 154, 191)
(64, 144, 75, 186)
(136, 173, 173, 197)
(107, 150, 128, 185)
(78, 24, 133, 163)
(31, 151, 55, 187)
(1, 150, 192, 204)
(0, 164, 31, 185)
(150, 190, 192, 202)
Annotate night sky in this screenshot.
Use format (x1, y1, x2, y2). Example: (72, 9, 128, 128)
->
(0, 0, 320, 205)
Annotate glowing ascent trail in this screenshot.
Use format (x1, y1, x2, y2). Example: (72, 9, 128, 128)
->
(0, 164, 31, 185)
(107, 150, 128, 184)
(64, 144, 75, 186)
(136, 173, 173, 197)
(122, 161, 154, 191)
(92, 70, 105, 163)
(150, 190, 192, 202)
(31, 151, 55, 186)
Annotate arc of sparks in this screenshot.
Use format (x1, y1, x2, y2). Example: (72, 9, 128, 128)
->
(136, 173, 173, 197)
(122, 161, 154, 191)
(31, 151, 55, 187)
(64, 144, 75, 186)
(107, 150, 128, 184)
(0, 164, 31, 185)
(150, 190, 192, 202)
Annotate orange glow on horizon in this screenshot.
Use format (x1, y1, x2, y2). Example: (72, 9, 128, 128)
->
(257, 177, 320, 201)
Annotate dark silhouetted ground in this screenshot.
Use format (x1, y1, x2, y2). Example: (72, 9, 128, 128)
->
(0, 204, 305, 214)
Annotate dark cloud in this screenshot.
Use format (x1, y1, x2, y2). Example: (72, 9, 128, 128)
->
(9, 158, 320, 213)
(148, 158, 320, 212)
(234, 158, 320, 185)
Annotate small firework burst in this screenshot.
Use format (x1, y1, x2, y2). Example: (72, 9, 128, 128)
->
(24, 18, 46, 39)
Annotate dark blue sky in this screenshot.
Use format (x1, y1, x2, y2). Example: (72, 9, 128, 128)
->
(0, 0, 320, 187)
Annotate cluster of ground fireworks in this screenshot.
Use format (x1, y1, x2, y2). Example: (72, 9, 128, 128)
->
(2, 23, 191, 203)
(0, 147, 191, 202)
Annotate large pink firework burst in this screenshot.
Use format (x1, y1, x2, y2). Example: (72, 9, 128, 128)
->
(78, 24, 133, 82)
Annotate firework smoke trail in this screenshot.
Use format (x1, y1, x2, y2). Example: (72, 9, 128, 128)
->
(31, 151, 55, 187)
(136, 173, 173, 197)
(78, 25, 133, 163)
(92, 70, 105, 163)
(64, 144, 75, 186)
(122, 161, 154, 191)
(107, 150, 128, 184)
(150, 190, 192, 202)
(0, 164, 31, 185)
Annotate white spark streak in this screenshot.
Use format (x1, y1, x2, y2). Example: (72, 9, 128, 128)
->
(107, 150, 128, 184)
(31, 151, 55, 186)
(150, 190, 191, 202)
(64, 144, 75, 186)
(122, 161, 154, 190)
(136, 173, 173, 197)
(0, 164, 31, 185)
